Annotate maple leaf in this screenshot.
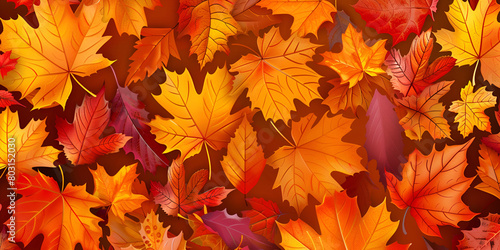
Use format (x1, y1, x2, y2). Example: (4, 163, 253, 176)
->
(231, 0, 281, 35)
(56, 88, 131, 165)
(221, 115, 266, 194)
(320, 24, 387, 88)
(148, 66, 247, 161)
(277, 192, 398, 249)
(0, 51, 17, 79)
(90, 163, 148, 221)
(268, 113, 364, 213)
(386, 29, 456, 96)
(0, 108, 60, 175)
(397, 81, 453, 140)
(475, 144, 500, 199)
(482, 111, 500, 154)
(109, 85, 169, 173)
(126, 28, 180, 85)
(256, 0, 336, 37)
(241, 198, 282, 242)
(151, 159, 233, 216)
(386, 141, 478, 237)
(354, 0, 438, 45)
(177, 0, 239, 68)
(10, 172, 105, 250)
(458, 214, 500, 249)
(449, 82, 497, 138)
(0, 90, 23, 108)
(83, 0, 161, 37)
(365, 90, 406, 182)
(230, 27, 322, 122)
(0, 0, 113, 109)
(434, 0, 500, 87)
(201, 209, 275, 249)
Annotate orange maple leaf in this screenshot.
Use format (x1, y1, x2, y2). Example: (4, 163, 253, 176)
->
(277, 192, 398, 249)
(151, 159, 233, 216)
(11, 172, 105, 250)
(256, 0, 336, 37)
(56, 89, 131, 165)
(0, 0, 113, 109)
(268, 113, 364, 213)
(386, 141, 478, 237)
(221, 115, 266, 194)
(230, 27, 322, 122)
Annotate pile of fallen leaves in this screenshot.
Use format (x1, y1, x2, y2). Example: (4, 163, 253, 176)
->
(0, 0, 500, 249)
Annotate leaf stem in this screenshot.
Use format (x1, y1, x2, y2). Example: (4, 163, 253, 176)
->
(58, 165, 65, 192)
(402, 207, 409, 235)
(0, 167, 7, 180)
(206, 145, 212, 179)
(270, 121, 294, 146)
(472, 61, 479, 86)
(71, 74, 96, 97)
(231, 43, 261, 57)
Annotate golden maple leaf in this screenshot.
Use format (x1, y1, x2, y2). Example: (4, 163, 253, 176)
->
(320, 24, 387, 88)
(148, 66, 247, 161)
(256, 0, 336, 37)
(90, 163, 149, 221)
(398, 81, 453, 140)
(268, 113, 364, 213)
(178, 0, 239, 68)
(277, 193, 398, 249)
(0, 108, 60, 175)
(434, 0, 500, 87)
(230, 27, 322, 122)
(449, 82, 497, 138)
(476, 144, 500, 199)
(0, 0, 113, 109)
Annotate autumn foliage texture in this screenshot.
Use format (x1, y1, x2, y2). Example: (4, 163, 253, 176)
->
(1, 0, 500, 249)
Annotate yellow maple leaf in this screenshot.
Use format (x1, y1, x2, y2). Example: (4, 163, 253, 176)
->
(449, 82, 497, 138)
(434, 0, 500, 87)
(230, 27, 322, 122)
(398, 81, 453, 140)
(268, 113, 364, 213)
(0, 0, 113, 109)
(320, 24, 387, 88)
(476, 144, 500, 199)
(90, 163, 149, 221)
(148, 66, 247, 162)
(178, 0, 239, 68)
(257, 0, 336, 37)
(0, 108, 60, 175)
(277, 193, 398, 249)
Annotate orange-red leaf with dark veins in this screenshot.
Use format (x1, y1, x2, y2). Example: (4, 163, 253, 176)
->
(0, 90, 23, 108)
(242, 198, 282, 242)
(354, 0, 438, 45)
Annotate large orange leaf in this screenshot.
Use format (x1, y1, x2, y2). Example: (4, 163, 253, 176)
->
(449, 81, 497, 138)
(386, 141, 478, 237)
(0, 108, 60, 175)
(90, 163, 149, 221)
(386, 29, 456, 96)
(475, 144, 500, 199)
(151, 159, 233, 216)
(256, 0, 336, 37)
(230, 27, 322, 122)
(397, 81, 453, 140)
(148, 66, 247, 161)
(0, 0, 113, 109)
(320, 24, 387, 88)
(268, 113, 364, 213)
(434, 0, 500, 87)
(178, 0, 239, 68)
(221, 115, 266, 194)
(11, 172, 104, 250)
(56, 88, 131, 165)
(126, 28, 180, 85)
(277, 192, 398, 249)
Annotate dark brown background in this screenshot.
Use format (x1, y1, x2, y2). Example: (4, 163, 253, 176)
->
(1, 0, 500, 249)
